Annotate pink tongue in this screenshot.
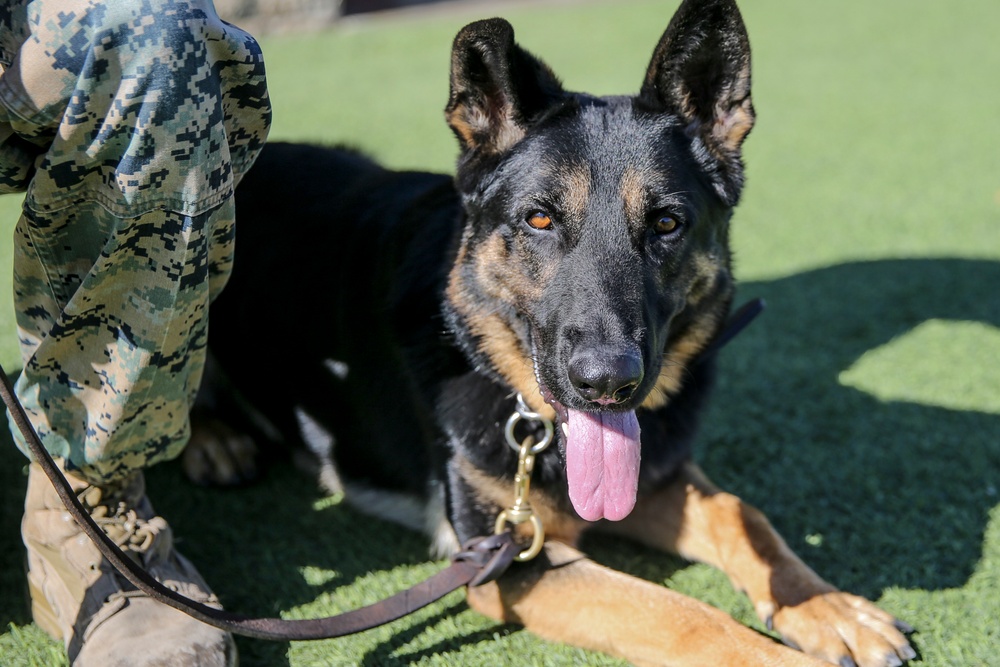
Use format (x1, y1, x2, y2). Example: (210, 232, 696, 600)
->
(565, 408, 641, 522)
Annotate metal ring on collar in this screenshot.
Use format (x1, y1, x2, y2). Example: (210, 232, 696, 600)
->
(514, 393, 545, 421)
(505, 394, 553, 454)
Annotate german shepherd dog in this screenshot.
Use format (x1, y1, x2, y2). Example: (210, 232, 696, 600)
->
(192, 0, 915, 664)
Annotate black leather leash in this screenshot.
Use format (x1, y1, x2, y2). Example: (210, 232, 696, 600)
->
(0, 297, 762, 641)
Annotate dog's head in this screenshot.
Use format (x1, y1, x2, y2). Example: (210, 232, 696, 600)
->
(443, 0, 754, 522)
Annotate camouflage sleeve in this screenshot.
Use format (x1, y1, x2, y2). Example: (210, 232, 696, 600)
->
(0, 0, 271, 482)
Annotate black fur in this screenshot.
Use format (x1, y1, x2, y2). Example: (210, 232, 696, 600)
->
(208, 0, 752, 543)
(198, 7, 918, 664)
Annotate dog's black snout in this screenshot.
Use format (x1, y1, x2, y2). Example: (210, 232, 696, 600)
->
(568, 349, 644, 405)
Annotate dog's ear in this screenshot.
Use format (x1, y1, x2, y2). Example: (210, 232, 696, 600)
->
(639, 0, 754, 193)
(446, 19, 566, 155)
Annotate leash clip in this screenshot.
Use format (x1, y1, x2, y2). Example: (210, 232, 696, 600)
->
(495, 393, 553, 562)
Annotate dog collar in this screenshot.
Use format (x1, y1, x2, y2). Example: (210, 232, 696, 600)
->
(696, 297, 765, 364)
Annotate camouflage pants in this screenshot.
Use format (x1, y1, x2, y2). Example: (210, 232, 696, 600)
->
(0, 0, 271, 482)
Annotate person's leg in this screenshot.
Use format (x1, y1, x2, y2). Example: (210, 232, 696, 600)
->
(1, 1, 270, 663)
(16, 203, 242, 666)
(11, 200, 236, 480)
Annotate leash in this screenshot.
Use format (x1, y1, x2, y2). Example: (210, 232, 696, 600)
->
(0, 365, 518, 640)
(0, 297, 763, 641)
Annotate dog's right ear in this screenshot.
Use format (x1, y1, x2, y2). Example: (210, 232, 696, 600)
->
(446, 19, 566, 156)
(639, 0, 754, 203)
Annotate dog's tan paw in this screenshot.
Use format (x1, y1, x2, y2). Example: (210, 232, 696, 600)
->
(766, 592, 915, 667)
(183, 416, 258, 486)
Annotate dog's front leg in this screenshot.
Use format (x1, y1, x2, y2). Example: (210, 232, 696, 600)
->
(467, 540, 825, 667)
(601, 461, 914, 667)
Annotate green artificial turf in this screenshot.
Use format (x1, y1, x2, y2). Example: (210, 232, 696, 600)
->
(2, 0, 999, 664)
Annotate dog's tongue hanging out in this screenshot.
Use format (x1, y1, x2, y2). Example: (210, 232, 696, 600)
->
(565, 409, 641, 521)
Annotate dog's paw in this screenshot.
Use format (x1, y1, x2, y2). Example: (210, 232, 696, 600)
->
(183, 416, 258, 486)
(766, 592, 915, 667)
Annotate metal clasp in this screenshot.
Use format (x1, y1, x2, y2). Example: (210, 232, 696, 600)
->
(494, 393, 553, 562)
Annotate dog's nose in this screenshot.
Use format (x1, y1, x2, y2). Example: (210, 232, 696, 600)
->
(568, 349, 643, 405)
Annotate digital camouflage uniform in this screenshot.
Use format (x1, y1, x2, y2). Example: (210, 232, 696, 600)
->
(1, 0, 271, 483)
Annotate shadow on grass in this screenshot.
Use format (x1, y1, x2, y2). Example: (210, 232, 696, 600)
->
(355, 601, 522, 666)
(1, 257, 997, 664)
(696, 257, 999, 599)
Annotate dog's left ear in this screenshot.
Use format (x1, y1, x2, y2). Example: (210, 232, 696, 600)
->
(446, 18, 566, 156)
(639, 0, 754, 199)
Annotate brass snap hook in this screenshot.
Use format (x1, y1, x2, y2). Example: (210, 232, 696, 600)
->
(494, 394, 554, 562)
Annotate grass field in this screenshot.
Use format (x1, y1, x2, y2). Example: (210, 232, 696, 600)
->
(2, 0, 999, 665)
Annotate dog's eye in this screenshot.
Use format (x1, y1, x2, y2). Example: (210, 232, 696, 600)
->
(652, 214, 681, 236)
(526, 210, 553, 230)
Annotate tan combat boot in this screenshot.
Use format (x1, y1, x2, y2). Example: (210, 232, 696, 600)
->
(22, 460, 237, 666)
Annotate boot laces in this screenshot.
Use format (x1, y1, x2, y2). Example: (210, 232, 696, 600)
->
(77, 480, 160, 555)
